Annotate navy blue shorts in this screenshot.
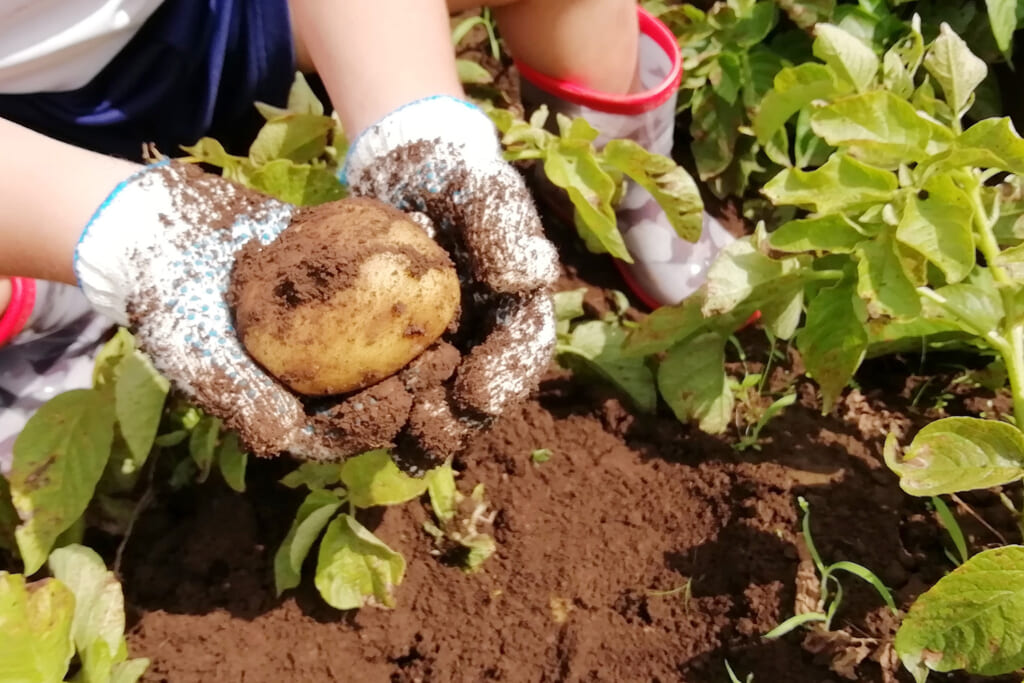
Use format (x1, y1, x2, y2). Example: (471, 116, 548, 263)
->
(0, 1, 296, 160)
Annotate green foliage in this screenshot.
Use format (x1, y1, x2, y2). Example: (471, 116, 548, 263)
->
(487, 106, 704, 261)
(315, 514, 406, 610)
(181, 73, 346, 205)
(0, 572, 75, 682)
(647, 0, 788, 198)
(885, 417, 1024, 495)
(422, 462, 497, 573)
(765, 497, 896, 639)
(48, 545, 149, 682)
(0, 545, 147, 683)
(340, 450, 429, 508)
(530, 448, 553, 464)
(637, 19, 1024, 426)
(274, 452, 494, 608)
(10, 391, 115, 575)
(887, 415, 1024, 680)
(895, 545, 1024, 681)
(552, 289, 658, 412)
(3, 328, 247, 575)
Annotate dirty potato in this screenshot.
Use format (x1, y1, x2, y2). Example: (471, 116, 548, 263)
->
(228, 197, 461, 396)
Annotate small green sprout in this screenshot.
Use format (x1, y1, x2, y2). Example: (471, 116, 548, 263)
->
(931, 496, 969, 566)
(764, 497, 897, 639)
(531, 448, 553, 465)
(724, 659, 754, 683)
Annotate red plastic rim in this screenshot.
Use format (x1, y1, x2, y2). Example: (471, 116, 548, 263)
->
(0, 277, 36, 347)
(514, 7, 682, 115)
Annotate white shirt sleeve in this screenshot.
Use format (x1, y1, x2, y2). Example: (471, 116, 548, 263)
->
(0, 0, 165, 94)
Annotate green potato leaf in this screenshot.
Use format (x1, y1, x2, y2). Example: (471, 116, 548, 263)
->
(774, 0, 835, 29)
(762, 153, 897, 213)
(273, 489, 344, 596)
(280, 462, 343, 490)
(883, 49, 915, 100)
(754, 63, 844, 144)
(810, 90, 953, 168)
(92, 328, 135, 389)
(48, 545, 123, 659)
(884, 417, 1024, 496)
(985, 0, 1020, 58)
(456, 58, 494, 85)
(49, 544, 146, 682)
(544, 144, 627, 259)
(793, 107, 834, 168)
(895, 545, 1024, 680)
(10, 389, 115, 574)
(690, 88, 744, 180)
(426, 461, 458, 523)
(249, 113, 333, 165)
(110, 657, 150, 683)
(770, 214, 867, 253)
(557, 319, 658, 412)
(114, 351, 169, 464)
(923, 22, 988, 118)
(797, 283, 868, 412)
(855, 231, 922, 319)
(928, 117, 1024, 176)
(340, 450, 429, 508)
(622, 291, 710, 356)
(216, 431, 248, 493)
(924, 281, 1005, 336)
(812, 23, 879, 93)
(702, 231, 809, 317)
(462, 534, 497, 572)
(315, 514, 405, 610)
(0, 574, 75, 683)
(188, 415, 221, 484)
(246, 159, 345, 206)
(601, 139, 704, 243)
(552, 288, 587, 327)
(896, 173, 975, 283)
(730, 2, 778, 47)
(657, 333, 733, 434)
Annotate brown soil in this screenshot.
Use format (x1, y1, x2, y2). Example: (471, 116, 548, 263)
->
(117, 220, 1022, 683)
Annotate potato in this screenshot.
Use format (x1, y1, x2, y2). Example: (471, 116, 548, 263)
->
(228, 197, 460, 395)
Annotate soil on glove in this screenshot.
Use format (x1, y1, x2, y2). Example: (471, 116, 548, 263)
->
(118, 225, 1022, 683)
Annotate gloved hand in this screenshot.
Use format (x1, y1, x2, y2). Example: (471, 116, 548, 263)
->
(76, 162, 361, 461)
(343, 96, 559, 468)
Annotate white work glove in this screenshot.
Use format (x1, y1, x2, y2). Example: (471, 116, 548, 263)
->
(76, 162, 371, 461)
(343, 96, 559, 471)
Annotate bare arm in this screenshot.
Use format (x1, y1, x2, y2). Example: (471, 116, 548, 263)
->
(0, 118, 140, 284)
(288, 0, 464, 136)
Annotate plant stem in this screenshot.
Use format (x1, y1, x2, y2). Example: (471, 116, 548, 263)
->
(968, 182, 1024, 423)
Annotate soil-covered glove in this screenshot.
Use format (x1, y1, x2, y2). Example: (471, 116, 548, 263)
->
(343, 96, 559, 468)
(75, 162, 370, 461)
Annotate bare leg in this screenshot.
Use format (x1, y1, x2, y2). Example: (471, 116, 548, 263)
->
(0, 278, 9, 314)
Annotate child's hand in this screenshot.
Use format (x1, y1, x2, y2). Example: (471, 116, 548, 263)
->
(343, 96, 559, 465)
(75, 162, 381, 461)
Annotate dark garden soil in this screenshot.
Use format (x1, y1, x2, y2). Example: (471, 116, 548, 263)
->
(114, 214, 1023, 683)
